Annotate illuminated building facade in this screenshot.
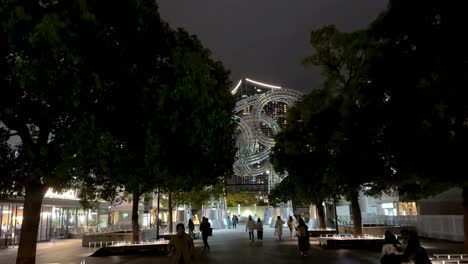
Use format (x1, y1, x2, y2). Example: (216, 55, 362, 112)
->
(228, 78, 302, 198)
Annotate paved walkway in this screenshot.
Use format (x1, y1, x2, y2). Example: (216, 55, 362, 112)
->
(0, 225, 464, 264)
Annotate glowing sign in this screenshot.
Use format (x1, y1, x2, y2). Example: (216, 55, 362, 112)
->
(44, 188, 79, 200)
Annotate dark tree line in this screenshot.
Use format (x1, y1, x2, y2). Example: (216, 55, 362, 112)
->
(271, 1, 468, 251)
(0, 1, 236, 263)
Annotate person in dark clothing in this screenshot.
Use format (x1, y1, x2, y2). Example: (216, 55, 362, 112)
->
(200, 217, 211, 250)
(188, 219, 195, 238)
(297, 218, 310, 256)
(232, 215, 238, 229)
(402, 231, 431, 264)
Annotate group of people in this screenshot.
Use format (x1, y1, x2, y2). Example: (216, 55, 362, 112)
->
(381, 229, 431, 264)
(246, 215, 310, 256)
(226, 215, 238, 229)
(245, 215, 264, 243)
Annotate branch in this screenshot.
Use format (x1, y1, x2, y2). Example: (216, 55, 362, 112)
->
(1, 116, 36, 158)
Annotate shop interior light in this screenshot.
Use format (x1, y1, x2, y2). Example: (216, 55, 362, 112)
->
(2, 210, 12, 214)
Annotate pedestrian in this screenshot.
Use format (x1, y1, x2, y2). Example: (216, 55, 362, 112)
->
(167, 223, 194, 264)
(380, 230, 403, 264)
(398, 229, 409, 251)
(297, 218, 310, 256)
(401, 231, 431, 264)
(274, 216, 284, 240)
(232, 215, 238, 229)
(200, 217, 211, 250)
(188, 218, 195, 238)
(287, 216, 296, 239)
(226, 216, 232, 229)
(246, 215, 256, 243)
(255, 218, 263, 244)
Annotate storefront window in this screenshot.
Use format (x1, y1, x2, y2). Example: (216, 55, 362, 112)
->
(398, 202, 418, 216)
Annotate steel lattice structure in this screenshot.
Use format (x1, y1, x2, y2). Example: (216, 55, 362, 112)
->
(232, 78, 302, 190)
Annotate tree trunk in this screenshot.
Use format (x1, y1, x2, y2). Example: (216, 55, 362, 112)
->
(156, 190, 160, 239)
(131, 192, 140, 243)
(349, 190, 362, 237)
(316, 201, 326, 229)
(16, 184, 47, 264)
(334, 198, 339, 234)
(168, 192, 173, 233)
(463, 187, 468, 253)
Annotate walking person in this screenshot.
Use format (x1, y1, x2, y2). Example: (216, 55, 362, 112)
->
(287, 216, 296, 239)
(167, 223, 194, 264)
(232, 215, 238, 229)
(274, 216, 285, 240)
(246, 215, 256, 243)
(297, 218, 310, 256)
(188, 219, 195, 238)
(255, 218, 263, 244)
(226, 216, 232, 229)
(200, 217, 211, 250)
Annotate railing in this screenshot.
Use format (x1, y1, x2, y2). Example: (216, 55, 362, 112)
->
(430, 254, 468, 264)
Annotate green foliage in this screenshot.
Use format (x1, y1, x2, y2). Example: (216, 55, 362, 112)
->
(226, 191, 256, 207)
(145, 29, 236, 193)
(365, 0, 468, 195)
(172, 181, 226, 210)
(0, 0, 110, 194)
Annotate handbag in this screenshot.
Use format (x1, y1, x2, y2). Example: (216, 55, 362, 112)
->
(207, 228, 213, 236)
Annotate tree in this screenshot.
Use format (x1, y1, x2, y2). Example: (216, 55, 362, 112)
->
(144, 28, 236, 232)
(81, 0, 169, 242)
(226, 192, 257, 207)
(366, 0, 468, 251)
(271, 89, 341, 229)
(272, 25, 388, 235)
(0, 1, 116, 263)
(79, 25, 236, 237)
(302, 25, 386, 235)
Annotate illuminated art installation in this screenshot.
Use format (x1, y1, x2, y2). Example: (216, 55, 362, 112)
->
(232, 78, 302, 190)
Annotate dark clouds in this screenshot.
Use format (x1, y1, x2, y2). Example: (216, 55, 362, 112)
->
(158, 0, 388, 93)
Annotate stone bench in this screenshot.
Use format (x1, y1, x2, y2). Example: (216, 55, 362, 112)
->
(90, 241, 169, 257)
(318, 236, 384, 251)
(308, 229, 337, 237)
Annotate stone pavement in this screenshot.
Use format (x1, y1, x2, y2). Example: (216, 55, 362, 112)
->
(0, 225, 464, 264)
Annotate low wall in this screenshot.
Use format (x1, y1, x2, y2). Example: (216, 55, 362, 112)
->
(338, 225, 415, 236)
(417, 215, 463, 242)
(82, 229, 157, 247)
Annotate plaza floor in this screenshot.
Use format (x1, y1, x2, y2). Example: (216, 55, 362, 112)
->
(0, 225, 464, 264)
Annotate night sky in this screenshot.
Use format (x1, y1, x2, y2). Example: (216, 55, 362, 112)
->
(158, 0, 388, 93)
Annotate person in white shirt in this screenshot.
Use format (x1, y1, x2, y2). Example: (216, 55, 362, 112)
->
(245, 215, 256, 243)
(381, 230, 403, 264)
(255, 218, 263, 243)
